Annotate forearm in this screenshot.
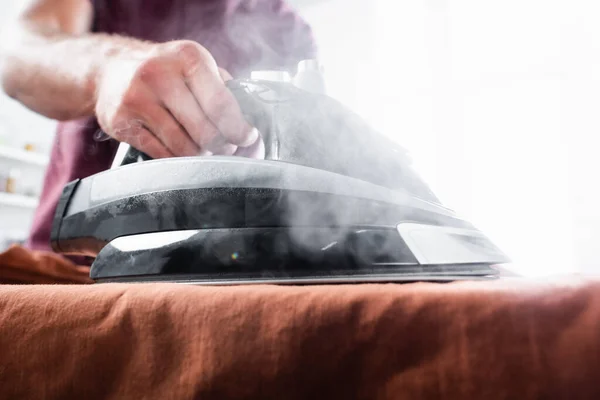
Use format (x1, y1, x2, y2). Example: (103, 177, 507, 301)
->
(1, 30, 151, 121)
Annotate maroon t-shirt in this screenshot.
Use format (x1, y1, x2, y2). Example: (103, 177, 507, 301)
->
(27, 0, 316, 251)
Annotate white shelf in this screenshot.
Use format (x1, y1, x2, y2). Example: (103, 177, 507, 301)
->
(0, 145, 49, 166)
(0, 192, 39, 209)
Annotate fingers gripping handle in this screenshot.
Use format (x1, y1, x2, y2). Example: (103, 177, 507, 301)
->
(111, 142, 151, 169)
(109, 79, 261, 168)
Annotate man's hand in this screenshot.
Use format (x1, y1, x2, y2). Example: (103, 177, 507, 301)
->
(95, 40, 262, 159)
(1, 0, 264, 159)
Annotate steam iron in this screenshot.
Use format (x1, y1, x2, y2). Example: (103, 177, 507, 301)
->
(50, 61, 510, 284)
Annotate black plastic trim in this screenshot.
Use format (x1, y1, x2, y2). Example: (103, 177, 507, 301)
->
(55, 187, 473, 257)
(50, 179, 80, 253)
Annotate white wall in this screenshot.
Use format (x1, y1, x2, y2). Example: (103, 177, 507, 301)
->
(298, 0, 600, 276)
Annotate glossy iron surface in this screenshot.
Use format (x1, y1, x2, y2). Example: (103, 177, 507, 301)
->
(92, 228, 500, 284)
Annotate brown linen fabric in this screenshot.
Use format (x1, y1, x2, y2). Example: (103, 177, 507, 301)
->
(0, 245, 92, 284)
(0, 276, 599, 399)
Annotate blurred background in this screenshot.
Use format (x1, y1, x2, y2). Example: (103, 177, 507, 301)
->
(1, 0, 599, 276)
(0, 1, 56, 251)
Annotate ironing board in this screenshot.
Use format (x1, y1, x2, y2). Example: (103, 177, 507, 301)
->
(1, 277, 599, 399)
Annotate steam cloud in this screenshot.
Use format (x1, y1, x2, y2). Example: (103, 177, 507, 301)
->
(81, 0, 446, 273)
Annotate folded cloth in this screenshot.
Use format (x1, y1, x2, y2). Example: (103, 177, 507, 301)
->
(0, 278, 599, 399)
(0, 245, 92, 284)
